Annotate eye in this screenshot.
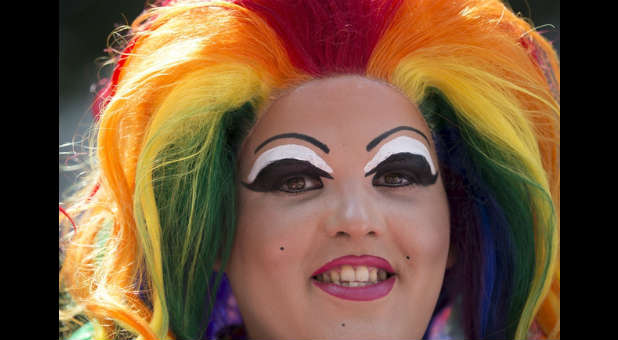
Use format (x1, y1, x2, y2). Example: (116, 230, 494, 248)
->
(365, 153, 438, 188)
(241, 158, 332, 193)
(279, 175, 323, 193)
(372, 172, 414, 187)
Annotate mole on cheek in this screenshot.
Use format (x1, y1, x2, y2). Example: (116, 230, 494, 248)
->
(280, 246, 284, 251)
(406, 256, 410, 260)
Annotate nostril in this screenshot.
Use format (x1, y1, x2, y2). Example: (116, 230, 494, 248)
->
(335, 230, 377, 237)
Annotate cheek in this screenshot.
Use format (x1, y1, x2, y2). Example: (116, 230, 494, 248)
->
(227, 192, 320, 337)
(230, 198, 284, 272)
(228, 193, 317, 277)
(386, 186, 450, 334)
(389, 187, 451, 265)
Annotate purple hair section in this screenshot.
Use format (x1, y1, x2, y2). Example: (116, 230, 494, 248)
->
(203, 272, 246, 340)
(204, 273, 245, 339)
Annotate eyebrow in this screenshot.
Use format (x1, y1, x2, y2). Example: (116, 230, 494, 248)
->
(254, 132, 330, 154)
(366, 126, 430, 152)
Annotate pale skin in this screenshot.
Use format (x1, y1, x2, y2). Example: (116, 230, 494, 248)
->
(226, 75, 452, 339)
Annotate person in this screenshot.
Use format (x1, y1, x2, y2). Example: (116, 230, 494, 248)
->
(58, 0, 560, 339)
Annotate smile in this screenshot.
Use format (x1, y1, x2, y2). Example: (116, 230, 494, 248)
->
(311, 255, 396, 301)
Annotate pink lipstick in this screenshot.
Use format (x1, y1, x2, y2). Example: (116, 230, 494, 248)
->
(311, 255, 396, 301)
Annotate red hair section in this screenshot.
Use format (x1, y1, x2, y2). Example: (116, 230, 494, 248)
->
(233, 0, 403, 76)
(92, 41, 136, 121)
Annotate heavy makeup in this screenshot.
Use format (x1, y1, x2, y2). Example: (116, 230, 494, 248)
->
(226, 75, 451, 339)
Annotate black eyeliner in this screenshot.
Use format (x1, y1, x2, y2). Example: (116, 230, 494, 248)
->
(365, 153, 438, 186)
(241, 158, 333, 192)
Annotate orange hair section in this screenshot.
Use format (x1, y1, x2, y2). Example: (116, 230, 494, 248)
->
(60, 2, 307, 339)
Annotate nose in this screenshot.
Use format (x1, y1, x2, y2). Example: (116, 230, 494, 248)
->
(323, 181, 385, 239)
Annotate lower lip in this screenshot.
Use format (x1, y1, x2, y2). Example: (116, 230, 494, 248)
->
(312, 276, 396, 301)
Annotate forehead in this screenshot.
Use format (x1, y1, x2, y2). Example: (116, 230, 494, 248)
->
(245, 75, 431, 153)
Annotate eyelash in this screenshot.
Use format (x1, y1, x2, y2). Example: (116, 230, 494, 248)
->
(277, 174, 324, 193)
(276, 169, 416, 195)
(366, 153, 437, 189)
(372, 171, 417, 188)
(275, 172, 413, 195)
(243, 159, 332, 194)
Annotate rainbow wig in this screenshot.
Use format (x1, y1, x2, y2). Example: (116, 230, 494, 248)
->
(59, 0, 560, 339)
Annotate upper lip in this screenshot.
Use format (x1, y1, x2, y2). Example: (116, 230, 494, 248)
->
(311, 254, 396, 277)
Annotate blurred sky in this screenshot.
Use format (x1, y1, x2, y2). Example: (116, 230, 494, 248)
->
(58, 0, 560, 200)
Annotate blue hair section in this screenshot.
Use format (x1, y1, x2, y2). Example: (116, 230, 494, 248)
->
(420, 88, 516, 339)
(479, 204, 495, 336)
(477, 183, 514, 339)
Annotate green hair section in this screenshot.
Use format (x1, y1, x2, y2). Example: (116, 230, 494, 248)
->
(148, 102, 256, 339)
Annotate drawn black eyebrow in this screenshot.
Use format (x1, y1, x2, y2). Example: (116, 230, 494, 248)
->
(366, 126, 430, 152)
(254, 133, 330, 154)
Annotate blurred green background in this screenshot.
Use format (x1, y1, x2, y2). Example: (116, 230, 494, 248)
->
(58, 0, 559, 201)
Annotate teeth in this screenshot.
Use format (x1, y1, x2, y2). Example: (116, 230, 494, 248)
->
(340, 265, 355, 282)
(355, 266, 369, 282)
(315, 265, 392, 285)
(340, 281, 374, 287)
(330, 270, 340, 284)
(369, 268, 378, 283)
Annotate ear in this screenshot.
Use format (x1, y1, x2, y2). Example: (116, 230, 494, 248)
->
(446, 244, 456, 269)
(213, 250, 230, 273)
(213, 258, 222, 272)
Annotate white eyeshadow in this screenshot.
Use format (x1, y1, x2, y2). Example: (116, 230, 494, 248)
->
(364, 136, 436, 175)
(247, 144, 333, 182)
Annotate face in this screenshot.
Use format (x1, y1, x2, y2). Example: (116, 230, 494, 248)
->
(226, 75, 451, 339)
